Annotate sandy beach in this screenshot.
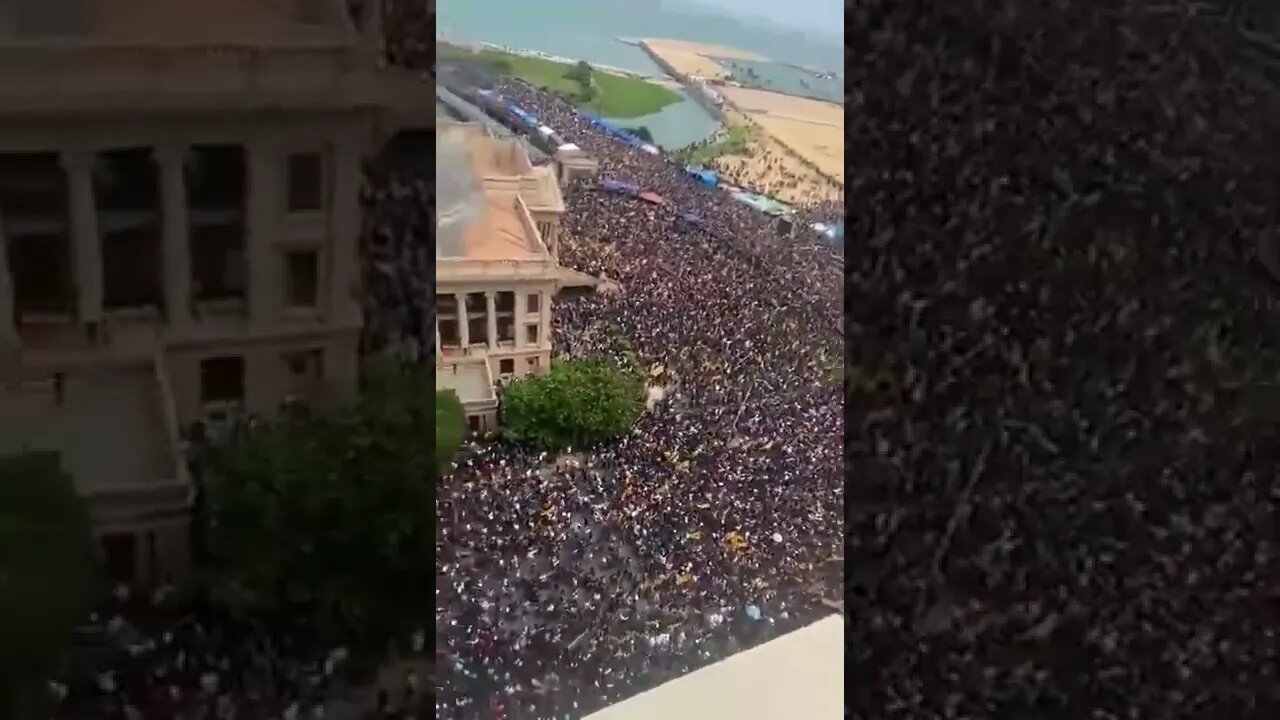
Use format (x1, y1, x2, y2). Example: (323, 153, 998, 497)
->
(640, 38, 765, 80)
(640, 37, 843, 205)
(719, 86, 844, 182)
(709, 106, 842, 205)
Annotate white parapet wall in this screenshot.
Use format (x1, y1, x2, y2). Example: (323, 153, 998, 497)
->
(584, 614, 844, 720)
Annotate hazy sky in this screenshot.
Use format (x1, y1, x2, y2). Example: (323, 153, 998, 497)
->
(678, 0, 843, 39)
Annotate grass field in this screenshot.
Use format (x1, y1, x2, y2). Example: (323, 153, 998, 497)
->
(677, 122, 752, 164)
(439, 43, 682, 119)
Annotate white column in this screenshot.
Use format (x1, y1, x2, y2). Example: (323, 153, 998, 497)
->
(62, 151, 103, 324)
(154, 146, 192, 330)
(455, 293, 470, 347)
(485, 291, 498, 350)
(435, 321, 442, 358)
(516, 301, 528, 348)
(246, 146, 279, 322)
(0, 210, 16, 347)
(329, 140, 363, 325)
(540, 291, 551, 348)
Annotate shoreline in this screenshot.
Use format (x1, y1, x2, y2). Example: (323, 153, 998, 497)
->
(635, 39, 842, 202)
(438, 36, 671, 84)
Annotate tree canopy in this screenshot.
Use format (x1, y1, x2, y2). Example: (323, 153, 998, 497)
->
(203, 360, 432, 652)
(501, 358, 644, 452)
(436, 389, 466, 474)
(0, 452, 96, 716)
(564, 59, 594, 84)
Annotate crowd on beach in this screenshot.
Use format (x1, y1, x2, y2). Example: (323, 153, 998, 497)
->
(435, 79, 844, 717)
(847, 1, 1280, 717)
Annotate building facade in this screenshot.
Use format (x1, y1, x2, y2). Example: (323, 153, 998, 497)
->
(0, 0, 429, 587)
(436, 122, 565, 434)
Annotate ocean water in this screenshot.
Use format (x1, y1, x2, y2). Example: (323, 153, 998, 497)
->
(438, 0, 842, 150)
(711, 57, 843, 104)
(437, 0, 844, 74)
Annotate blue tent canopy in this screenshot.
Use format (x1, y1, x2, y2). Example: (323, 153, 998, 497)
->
(690, 169, 719, 187)
(599, 178, 640, 195)
(505, 102, 539, 126)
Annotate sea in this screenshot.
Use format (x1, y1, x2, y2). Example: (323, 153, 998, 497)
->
(437, 0, 844, 150)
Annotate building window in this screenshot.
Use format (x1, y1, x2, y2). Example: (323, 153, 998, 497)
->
(467, 415, 481, 434)
(496, 291, 515, 313)
(284, 249, 320, 308)
(467, 292, 487, 345)
(283, 349, 324, 407)
(500, 358, 515, 376)
(101, 533, 137, 585)
(527, 293, 540, 314)
(497, 315, 515, 343)
(438, 318, 459, 347)
(200, 355, 245, 404)
(284, 348, 324, 379)
(527, 323, 540, 346)
(286, 152, 324, 212)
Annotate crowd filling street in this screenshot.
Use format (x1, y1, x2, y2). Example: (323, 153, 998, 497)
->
(435, 78, 845, 715)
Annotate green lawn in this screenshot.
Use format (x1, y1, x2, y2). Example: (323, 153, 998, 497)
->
(440, 43, 682, 119)
(678, 122, 752, 164)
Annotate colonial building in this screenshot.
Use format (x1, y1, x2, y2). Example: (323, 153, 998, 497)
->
(0, 0, 429, 586)
(436, 122, 565, 434)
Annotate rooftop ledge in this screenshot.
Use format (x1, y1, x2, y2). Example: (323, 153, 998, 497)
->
(0, 45, 432, 115)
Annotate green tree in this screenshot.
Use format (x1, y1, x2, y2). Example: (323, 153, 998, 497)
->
(564, 59, 594, 84)
(436, 389, 466, 474)
(204, 360, 432, 653)
(631, 126, 655, 144)
(501, 358, 644, 452)
(0, 452, 96, 718)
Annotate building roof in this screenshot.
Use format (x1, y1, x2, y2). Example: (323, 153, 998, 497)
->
(437, 122, 553, 262)
(456, 123, 534, 177)
(435, 362, 496, 409)
(584, 615, 844, 720)
(445, 123, 565, 214)
(438, 193, 543, 261)
(522, 166, 566, 214)
(1, 0, 356, 47)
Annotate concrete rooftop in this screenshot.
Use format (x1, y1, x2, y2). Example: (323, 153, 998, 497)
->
(0, 366, 176, 494)
(436, 362, 495, 407)
(585, 615, 844, 720)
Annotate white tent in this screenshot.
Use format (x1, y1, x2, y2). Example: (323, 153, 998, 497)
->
(585, 615, 844, 720)
(538, 125, 555, 136)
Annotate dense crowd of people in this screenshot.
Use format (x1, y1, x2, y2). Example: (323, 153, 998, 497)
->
(847, 2, 1280, 718)
(495, 80, 843, 306)
(435, 78, 844, 715)
(44, 585, 375, 719)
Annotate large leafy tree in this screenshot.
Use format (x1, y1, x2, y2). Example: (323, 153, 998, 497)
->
(436, 389, 466, 474)
(204, 361, 432, 652)
(501, 358, 645, 452)
(0, 452, 96, 718)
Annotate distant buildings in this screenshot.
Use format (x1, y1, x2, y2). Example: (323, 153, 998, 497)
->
(0, 0, 428, 587)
